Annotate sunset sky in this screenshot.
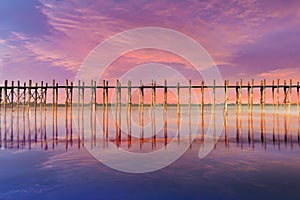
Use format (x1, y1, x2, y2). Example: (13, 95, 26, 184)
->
(0, 0, 299, 85)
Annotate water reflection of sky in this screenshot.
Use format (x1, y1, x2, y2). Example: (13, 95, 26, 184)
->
(0, 105, 300, 199)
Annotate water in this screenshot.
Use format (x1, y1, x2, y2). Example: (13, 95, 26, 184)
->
(0, 105, 299, 199)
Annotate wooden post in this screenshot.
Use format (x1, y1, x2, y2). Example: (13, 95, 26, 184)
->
(276, 79, 280, 111)
(289, 79, 292, 113)
(284, 80, 287, 107)
(239, 79, 242, 106)
(70, 82, 73, 108)
(102, 80, 105, 108)
(250, 79, 254, 112)
(224, 80, 228, 113)
(91, 80, 94, 111)
(164, 80, 167, 110)
(118, 81, 121, 138)
(105, 81, 108, 107)
(77, 80, 81, 140)
(44, 83, 48, 107)
(40, 81, 43, 110)
(28, 80, 32, 110)
(188, 80, 191, 111)
(212, 80, 216, 112)
(11, 81, 14, 109)
(177, 82, 180, 117)
(117, 81, 121, 142)
(52, 80, 55, 114)
(116, 80, 119, 110)
(247, 81, 250, 112)
(23, 82, 26, 107)
(297, 81, 300, 114)
(17, 81, 20, 110)
(236, 81, 239, 112)
(272, 80, 275, 110)
(4, 80, 7, 109)
(94, 80, 97, 110)
(153, 81, 156, 109)
(34, 83, 38, 111)
(82, 81, 85, 107)
(65, 79, 69, 109)
(260, 80, 263, 109)
(140, 80, 144, 116)
(118, 80, 121, 108)
(127, 80, 131, 108)
(201, 80, 204, 112)
(263, 79, 266, 106)
(151, 80, 154, 108)
(55, 83, 58, 107)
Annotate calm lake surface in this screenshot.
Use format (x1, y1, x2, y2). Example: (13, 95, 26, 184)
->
(0, 105, 299, 200)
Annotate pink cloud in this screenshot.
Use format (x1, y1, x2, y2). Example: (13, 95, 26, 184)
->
(257, 68, 300, 82)
(1, 0, 299, 84)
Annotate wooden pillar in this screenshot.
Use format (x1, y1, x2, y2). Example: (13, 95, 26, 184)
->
(188, 80, 191, 111)
(70, 82, 73, 137)
(260, 80, 263, 109)
(247, 81, 250, 112)
(153, 81, 156, 109)
(139, 80, 144, 115)
(65, 79, 69, 110)
(212, 80, 216, 112)
(224, 80, 228, 113)
(263, 79, 266, 106)
(164, 80, 167, 110)
(77, 80, 81, 137)
(272, 80, 275, 110)
(77, 80, 81, 107)
(276, 79, 280, 111)
(28, 80, 32, 110)
(102, 80, 105, 108)
(55, 83, 58, 107)
(40, 81, 44, 110)
(105, 81, 108, 107)
(284, 80, 287, 107)
(11, 81, 14, 108)
(250, 79, 254, 112)
(201, 80, 204, 112)
(289, 79, 292, 113)
(118, 80, 121, 108)
(70, 82, 73, 108)
(151, 80, 154, 108)
(17, 81, 20, 110)
(4, 80, 7, 109)
(91, 80, 94, 111)
(52, 80, 55, 113)
(236, 81, 239, 111)
(94, 80, 97, 110)
(177, 82, 180, 117)
(116, 80, 119, 108)
(239, 79, 242, 106)
(82, 81, 85, 107)
(44, 83, 48, 108)
(118, 81, 121, 138)
(23, 82, 26, 107)
(297, 81, 300, 114)
(34, 83, 38, 111)
(127, 80, 131, 108)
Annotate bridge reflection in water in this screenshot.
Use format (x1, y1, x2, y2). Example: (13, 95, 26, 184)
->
(0, 104, 299, 152)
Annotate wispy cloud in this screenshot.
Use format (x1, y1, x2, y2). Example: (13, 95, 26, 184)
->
(0, 0, 299, 82)
(257, 67, 300, 81)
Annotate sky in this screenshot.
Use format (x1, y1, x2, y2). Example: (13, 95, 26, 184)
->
(0, 0, 300, 85)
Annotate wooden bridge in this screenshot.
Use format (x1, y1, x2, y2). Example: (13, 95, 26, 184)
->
(0, 79, 299, 114)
